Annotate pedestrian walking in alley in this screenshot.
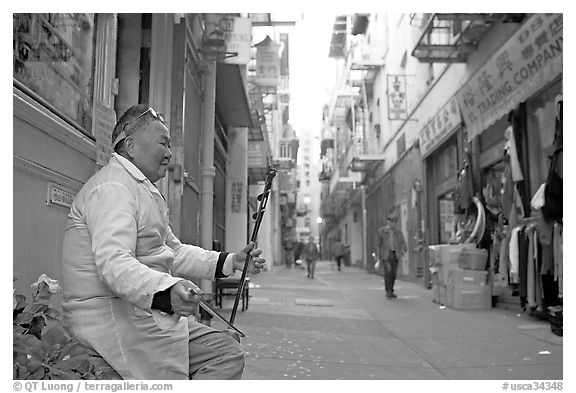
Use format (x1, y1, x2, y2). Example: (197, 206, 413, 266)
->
(333, 238, 345, 271)
(283, 237, 295, 268)
(293, 239, 305, 269)
(61, 103, 266, 380)
(302, 236, 320, 279)
(376, 212, 407, 298)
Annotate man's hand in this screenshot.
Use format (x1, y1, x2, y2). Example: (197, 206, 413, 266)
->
(233, 242, 266, 274)
(170, 280, 203, 317)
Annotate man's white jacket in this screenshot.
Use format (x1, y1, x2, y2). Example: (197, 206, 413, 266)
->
(62, 153, 234, 379)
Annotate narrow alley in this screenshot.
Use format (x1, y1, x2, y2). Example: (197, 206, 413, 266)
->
(213, 261, 562, 380)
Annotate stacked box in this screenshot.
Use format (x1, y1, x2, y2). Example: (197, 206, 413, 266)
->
(448, 268, 488, 286)
(458, 248, 489, 270)
(447, 284, 491, 310)
(428, 244, 475, 285)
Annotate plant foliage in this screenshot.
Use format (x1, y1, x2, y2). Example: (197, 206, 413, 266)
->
(13, 275, 120, 380)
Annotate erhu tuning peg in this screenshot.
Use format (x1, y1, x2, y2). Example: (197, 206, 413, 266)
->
(252, 210, 265, 220)
(257, 190, 270, 201)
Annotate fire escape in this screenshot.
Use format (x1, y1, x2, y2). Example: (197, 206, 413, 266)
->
(411, 13, 526, 63)
(321, 14, 386, 231)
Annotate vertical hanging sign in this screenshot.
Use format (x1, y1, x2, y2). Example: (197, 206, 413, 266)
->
(255, 36, 281, 87)
(92, 99, 117, 166)
(387, 74, 408, 120)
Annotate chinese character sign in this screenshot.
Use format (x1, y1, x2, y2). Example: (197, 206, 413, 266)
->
(93, 99, 117, 166)
(419, 97, 463, 157)
(230, 181, 244, 213)
(456, 13, 562, 140)
(387, 74, 408, 120)
(255, 36, 281, 87)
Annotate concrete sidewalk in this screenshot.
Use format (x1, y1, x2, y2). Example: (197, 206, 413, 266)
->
(211, 260, 562, 380)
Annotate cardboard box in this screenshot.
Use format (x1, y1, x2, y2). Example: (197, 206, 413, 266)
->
(447, 284, 491, 310)
(437, 263, 460, 285)
(429, 244, 476, 284)
(428, 244, 476, 267)
(448, 268, 488, 286)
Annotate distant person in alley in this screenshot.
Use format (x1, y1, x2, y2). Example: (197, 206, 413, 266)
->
(283, 237, 295, 268)
(293, 239, 305, 269)
(333, 238, 345, 272)
(376, 212, 406, 298)
(302, 236, 320, 279)
(61, 104, 266, 380)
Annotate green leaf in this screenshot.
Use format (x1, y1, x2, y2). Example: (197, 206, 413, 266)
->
(15, 311, 34, 325)
(18, 334, 44, 360)
(26, 360, 43, 374)
(42, 326, 69, 348)
(28, 316, 46, 340)
(31, 303, 49, 316)
(15, 294, 27, 310)
(51, 370, 81, 380)
(14, 364, 28, 379)
(27, 365, 45, 380)
(45, 344, 62, 363)
(44, 307, 61, 320)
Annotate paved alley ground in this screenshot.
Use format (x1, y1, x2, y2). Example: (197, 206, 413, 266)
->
(211, 260, 563, 381)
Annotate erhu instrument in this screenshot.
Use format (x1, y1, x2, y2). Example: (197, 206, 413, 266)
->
(229, 166, 276, 328)
(191, 166, 276, 341)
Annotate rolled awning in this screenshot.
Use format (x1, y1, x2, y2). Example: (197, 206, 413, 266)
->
(215, 63, 253, 128)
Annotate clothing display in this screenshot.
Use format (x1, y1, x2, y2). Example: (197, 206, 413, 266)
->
(494, 218, 562, 312)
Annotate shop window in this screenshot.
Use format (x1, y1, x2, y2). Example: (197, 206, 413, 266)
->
(13, 14, 96, 132)
(433, 142, 457, 184)
(438, 191, 455, 243)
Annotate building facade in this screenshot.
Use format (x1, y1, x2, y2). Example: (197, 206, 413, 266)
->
(13, 13, 296, 304)
(320, 13, 563, 312)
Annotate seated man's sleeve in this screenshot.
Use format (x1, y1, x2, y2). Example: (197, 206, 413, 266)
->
(166, 226, 236, 280)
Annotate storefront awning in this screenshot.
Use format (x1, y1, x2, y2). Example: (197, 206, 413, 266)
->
(216, 63, 253, 128)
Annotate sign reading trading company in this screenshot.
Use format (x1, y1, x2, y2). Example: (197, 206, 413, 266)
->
(219, 16, 251, 65)
(419, 96, 463, 157)
(387, 74, 408, 120)
(456, 13, 563, 141)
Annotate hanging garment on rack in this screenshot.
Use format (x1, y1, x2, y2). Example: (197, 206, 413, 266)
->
(518, 227, 529, 309)
(509, 226, 520, 284)
(534, 228, 543, 311)
(553, 223, 563, 298)
(526, 226, 536, 309)
(542, 100, 563, 223)
(498, 229, 510, 286)
(504, 125, 524, 182)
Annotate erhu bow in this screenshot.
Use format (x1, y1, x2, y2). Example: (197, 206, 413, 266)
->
(229, 165, 276, 328)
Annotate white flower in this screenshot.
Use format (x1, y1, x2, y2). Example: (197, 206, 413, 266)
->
(31, 274, 61, 294)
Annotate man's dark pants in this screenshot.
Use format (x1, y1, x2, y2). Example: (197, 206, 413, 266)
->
(335, 255, 343, 271)
(383, 251, 399, 295)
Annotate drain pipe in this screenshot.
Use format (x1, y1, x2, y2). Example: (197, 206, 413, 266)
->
(199, 34, 217, 322)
